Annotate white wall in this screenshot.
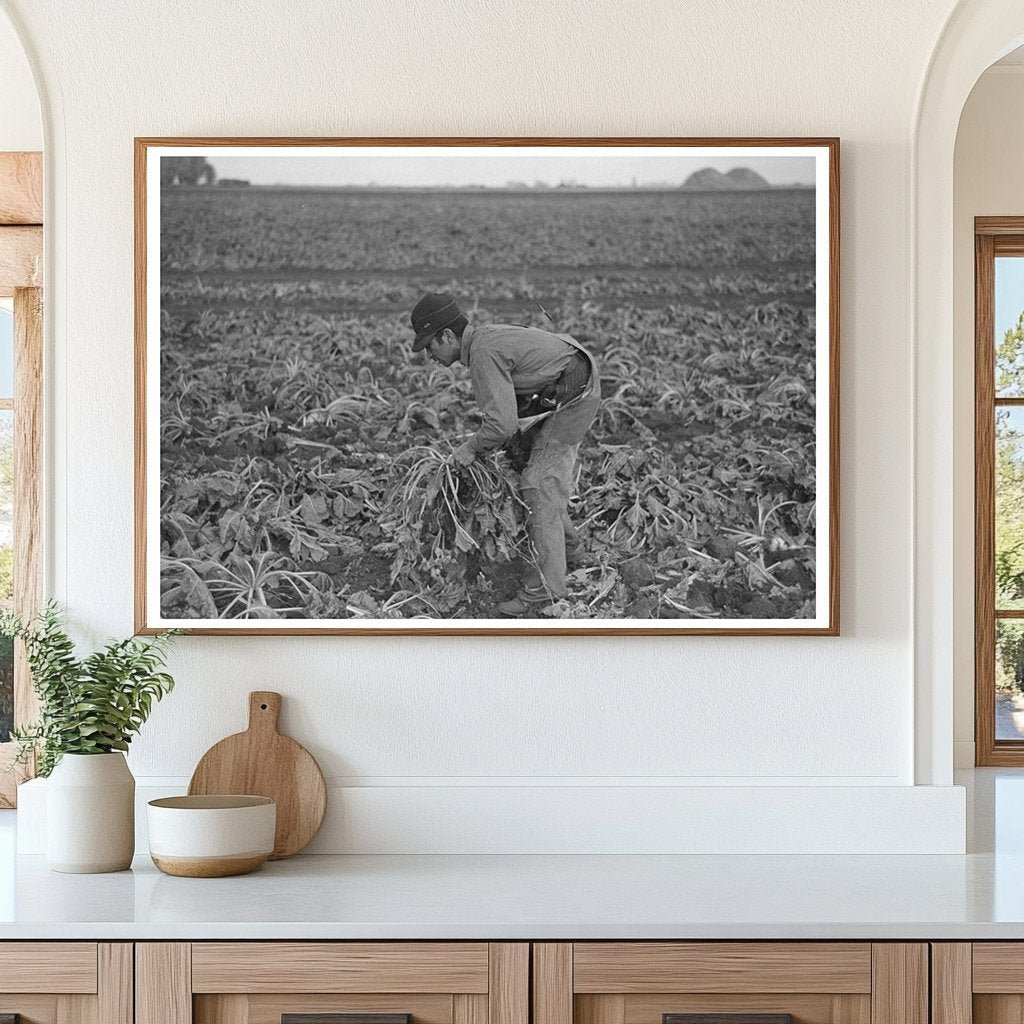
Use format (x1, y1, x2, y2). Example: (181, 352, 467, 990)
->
(952, 66, 1024, 767)
(1, 0, 972, 852)
(0, 8, 39, 151)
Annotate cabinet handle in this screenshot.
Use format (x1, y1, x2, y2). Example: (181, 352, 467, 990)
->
(664, 1016, 794, 1024)
(283, 1015, 411, 1024)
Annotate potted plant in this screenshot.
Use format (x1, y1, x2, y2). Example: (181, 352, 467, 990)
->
(2, 603, 178, 873)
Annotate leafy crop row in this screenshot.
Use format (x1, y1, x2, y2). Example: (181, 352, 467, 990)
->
(159, 188, 817, 620)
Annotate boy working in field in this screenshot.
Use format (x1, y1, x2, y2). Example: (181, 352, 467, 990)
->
(409, 293, 601, 616)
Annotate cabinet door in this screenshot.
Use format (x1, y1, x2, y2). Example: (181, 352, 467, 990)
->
(534, 944, 927, 1024)
(137, 943, 528, 1024)
(941, 943, 1024, 1024)
(0, 943, 131, 1024)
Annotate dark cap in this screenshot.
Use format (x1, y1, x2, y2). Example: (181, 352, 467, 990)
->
(411, 293, 461, 352)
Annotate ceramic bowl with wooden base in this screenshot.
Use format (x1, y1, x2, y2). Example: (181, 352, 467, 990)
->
(147, 795, 276, 877)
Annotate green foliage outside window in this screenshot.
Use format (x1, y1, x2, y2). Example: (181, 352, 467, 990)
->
(996, 312, 1024, 693)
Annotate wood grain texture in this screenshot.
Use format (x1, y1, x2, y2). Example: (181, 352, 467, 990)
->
(136, 943, 192, 1024)
(931, 945, 971, 1024)
(188, 691, 326, 858)
(133, 137, 148, 634)
(195, 995, 248, 1024)
(191, 943, 489, 994)
(151, 853, 269, 877)
(534, 944, 572, 1024)
(623, 995, 868, 1024)
(0, 226, 41, 294)
(134, 135, 839, 637)
(0, 999, 58, 1024)
(453, 995, 487, 1024)
(976, 229, 998, 765)
(57, 992, 95, 1024)
(576, 996, 625, 1024)
(993, 238, 1024, 256)
(292, 1017, 409, 1024)
(974, 996, 1024, 1024)
(573, 944, 871, 994)
(98, 945, 132, 1024)
(0, 153, 42, 224)
(662, 1016, 792, 1024)
(827, 133, 841, 636)
(14, 286, 42, 732)
(971, 944, 1024, 991)
(244, 995, 450, 1024)
(282, 1016, 410, 1024)
(831, 995, 873, 1024)
(0, 943, 97, 993)
(870, 945, 927, 1024)
(977, 218, 1024, 236)
(488, 944, 528, 1024)
(973, 225, 1024, 765)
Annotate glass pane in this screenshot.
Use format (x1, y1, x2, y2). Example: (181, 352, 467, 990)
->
(0, 306, 12, 399)
(998, 620, 1024, 740)
(997, 407, 1024, 610)
(0, 410, 12, 742)
(996, 257, 1024, 397)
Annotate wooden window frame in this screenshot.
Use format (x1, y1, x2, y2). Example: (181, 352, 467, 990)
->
(974, 217, 1024, 764)
(0, 151, 43, 806)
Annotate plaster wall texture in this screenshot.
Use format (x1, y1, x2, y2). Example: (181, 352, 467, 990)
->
(0, 12, 39, 151)
(953, 67, 1024, 768)
(0, 0, 984, 852)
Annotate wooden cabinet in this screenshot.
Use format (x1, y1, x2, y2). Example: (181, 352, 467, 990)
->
(0, 943, 132, 1024)
(136, 944, 528, 1024)
(0, 938, 946, 1024)
(932, 943, 1024, 1024)
(532, 944, 928, 1024)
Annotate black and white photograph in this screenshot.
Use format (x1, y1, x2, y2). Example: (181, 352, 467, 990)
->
(136, 139, 838, 634)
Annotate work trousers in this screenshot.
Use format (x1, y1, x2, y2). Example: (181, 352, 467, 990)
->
(519, 380, 601, 598)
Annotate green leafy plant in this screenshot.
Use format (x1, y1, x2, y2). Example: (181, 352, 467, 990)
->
(158, 188, 820, 621)
(1, 603, 178, 777)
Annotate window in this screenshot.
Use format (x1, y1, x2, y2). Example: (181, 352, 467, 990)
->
(0, 302, 12, 745)
(0, 151, 43, 806)
(975, 219, 1024, 764)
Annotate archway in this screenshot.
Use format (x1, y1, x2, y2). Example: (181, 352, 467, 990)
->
(0, 6, 44, 808)
(914, 0, 1024, 785)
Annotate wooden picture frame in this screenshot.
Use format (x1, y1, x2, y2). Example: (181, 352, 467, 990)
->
(135, 137, 839, 636)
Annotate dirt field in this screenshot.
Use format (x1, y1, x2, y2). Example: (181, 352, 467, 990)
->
(158, 187, 818, 620)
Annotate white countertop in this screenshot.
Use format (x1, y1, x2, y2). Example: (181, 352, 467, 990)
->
(0, 850, 1020, 941)
(1, 769, 1022, 941)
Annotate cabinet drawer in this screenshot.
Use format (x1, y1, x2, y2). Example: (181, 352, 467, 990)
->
(0, 942, 98, 993)
(534, 944, 926, 1024)
(572, 944, 872, 994)
(191, 944, 491, 994)
(0, 943, 130, 1024)
(139, 943, 528, 1024)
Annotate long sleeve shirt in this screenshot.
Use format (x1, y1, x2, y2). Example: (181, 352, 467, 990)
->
(459, 323, 579, 453)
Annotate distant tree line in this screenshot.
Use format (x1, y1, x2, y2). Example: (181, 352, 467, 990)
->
(161, 156, 217, 186)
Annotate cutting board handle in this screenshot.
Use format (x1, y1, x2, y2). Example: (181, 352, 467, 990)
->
(248, 691, 282, 734)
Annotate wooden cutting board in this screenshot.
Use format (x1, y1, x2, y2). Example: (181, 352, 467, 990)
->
(188, 691, 326, 859)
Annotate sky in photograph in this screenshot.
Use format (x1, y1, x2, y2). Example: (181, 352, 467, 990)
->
(204, 150, 817, 188)
(0, 309, 12, 396)
(997, 257, 1024, 341)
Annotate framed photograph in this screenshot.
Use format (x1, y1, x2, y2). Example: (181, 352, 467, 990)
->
(135, 137, 839, 635)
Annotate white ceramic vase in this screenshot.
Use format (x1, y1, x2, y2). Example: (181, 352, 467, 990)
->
(46, 752, 135, 873)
